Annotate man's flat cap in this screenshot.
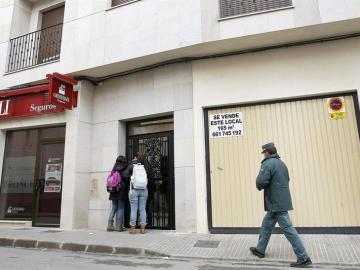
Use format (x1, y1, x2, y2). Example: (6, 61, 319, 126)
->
(261, 143, 276, 153)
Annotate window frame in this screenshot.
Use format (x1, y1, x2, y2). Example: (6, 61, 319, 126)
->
(108, 0, 142, 10)
(218, 0, 294, 21)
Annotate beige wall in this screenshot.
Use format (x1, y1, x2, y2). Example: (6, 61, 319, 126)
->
(193, 37, 360, 233)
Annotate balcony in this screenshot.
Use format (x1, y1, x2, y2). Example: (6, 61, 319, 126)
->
(6, 23, 63, 73)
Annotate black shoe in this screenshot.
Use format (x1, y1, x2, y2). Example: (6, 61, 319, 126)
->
(249, 247, 265, 258)
(290, 258, 312, 268)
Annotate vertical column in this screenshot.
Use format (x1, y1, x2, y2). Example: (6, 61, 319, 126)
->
(0, 130, 6, 186)
(174, 109, 197, 232)
(0, 130, 7, 217)
(193, 107, 209, 233)
(60, 80, 94, 229)
(118, 121, 126, 156)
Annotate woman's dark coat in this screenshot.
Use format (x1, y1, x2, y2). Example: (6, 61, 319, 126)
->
(108, 161, 131, 201)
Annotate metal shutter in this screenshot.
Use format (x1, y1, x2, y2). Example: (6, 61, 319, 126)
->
(112, 0, 137, 7)
(219, 0, 292, 18)
(207, 95, 360, 228)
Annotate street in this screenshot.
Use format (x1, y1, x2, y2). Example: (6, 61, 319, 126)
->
(1, 247, 359, 270)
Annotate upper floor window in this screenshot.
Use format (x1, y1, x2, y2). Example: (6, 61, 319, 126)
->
(111, 0, 140, 7)
(219, 0, 293, 19)
(6, 5, 64, 73)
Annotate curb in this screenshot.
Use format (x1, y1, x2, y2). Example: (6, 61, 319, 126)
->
(14, 239, 37, 248)
(2, 237, 360, 268)
(0, 238, 14, 247)
(0, 237, 168, 258)
(37, 241, 62, 250)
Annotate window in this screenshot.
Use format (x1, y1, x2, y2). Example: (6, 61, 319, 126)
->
(6, 5, 64, 73)
(219, 0, 292, 19)
(0, 127, 65, 224)
(111, 0, 140, 7)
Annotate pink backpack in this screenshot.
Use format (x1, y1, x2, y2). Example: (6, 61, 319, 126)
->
(106, 171, 122, 193)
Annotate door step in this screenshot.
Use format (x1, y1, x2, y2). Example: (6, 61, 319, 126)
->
(0, 220, 32, 228)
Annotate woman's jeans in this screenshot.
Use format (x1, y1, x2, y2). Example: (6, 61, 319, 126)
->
(108, 199, 125, 224)
(129, 189, 148, 226)
(256, 211, 309, 260)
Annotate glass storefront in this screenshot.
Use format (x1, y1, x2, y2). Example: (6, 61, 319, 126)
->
(0, 126, 65, 226)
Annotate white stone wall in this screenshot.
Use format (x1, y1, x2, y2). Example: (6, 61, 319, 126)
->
(10, 0, 31, 39)
(60, 80, 94, 229)
(200, 0, 360, 43)
(2, 0, 360, 90)
(0, 0, 203, 88)
(192, 37, 360, 233)
(318, 0, 360, 23)
(88, 63, 196, 232)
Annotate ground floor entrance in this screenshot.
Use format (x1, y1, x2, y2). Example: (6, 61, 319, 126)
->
(0, 126, 66, 227)
(126, 117, 175, 229)
(205, 93, 360, 233)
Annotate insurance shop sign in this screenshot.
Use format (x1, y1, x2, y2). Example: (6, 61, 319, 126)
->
(0, 73, 77, 120)
(209, 112, 244, 138)
(48, 72, 77, 110)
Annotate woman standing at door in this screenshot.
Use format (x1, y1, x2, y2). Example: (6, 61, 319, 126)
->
(129, 152, 150, 234)
(107, 155, 131, 232)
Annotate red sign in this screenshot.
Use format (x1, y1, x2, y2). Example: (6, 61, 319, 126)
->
(0, 85, 63, 119)
(48, 73, 77, 110)
(0, 73, 77, 120)
(328, 97, 344, 112)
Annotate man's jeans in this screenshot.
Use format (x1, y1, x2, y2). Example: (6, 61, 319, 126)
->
(256, 211, 309, 261)
(129, 189, 148, 226)
(108, 199, 125, 224)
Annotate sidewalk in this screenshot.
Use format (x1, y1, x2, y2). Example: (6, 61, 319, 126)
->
(0, 227, 359, 266)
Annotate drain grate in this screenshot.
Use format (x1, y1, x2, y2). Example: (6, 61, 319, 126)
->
(42, 230, 62, 233)
(194, 240, 220, 248)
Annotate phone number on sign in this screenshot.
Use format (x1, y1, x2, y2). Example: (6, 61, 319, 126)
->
(212, 130, 242, 137)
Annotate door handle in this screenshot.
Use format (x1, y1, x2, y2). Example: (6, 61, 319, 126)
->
(35, 179, 45, 193)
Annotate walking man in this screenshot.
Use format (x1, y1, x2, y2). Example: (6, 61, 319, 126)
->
(250, 143, 312, 268)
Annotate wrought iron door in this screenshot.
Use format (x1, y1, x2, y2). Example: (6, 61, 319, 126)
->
(126, 132, 175, 230)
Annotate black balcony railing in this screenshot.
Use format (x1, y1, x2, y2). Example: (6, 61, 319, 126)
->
(6, 23, 63, 73)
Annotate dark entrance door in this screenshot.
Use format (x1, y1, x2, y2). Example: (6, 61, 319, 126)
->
(0, 126, 66, 227)
(126, 132, 175, 230)
(33, 142, 64, 226)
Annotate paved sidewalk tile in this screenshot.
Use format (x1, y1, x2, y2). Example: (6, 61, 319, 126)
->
(0, 227, 359, 265)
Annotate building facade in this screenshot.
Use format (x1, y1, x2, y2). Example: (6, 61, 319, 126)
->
(0, 0, 359, 233)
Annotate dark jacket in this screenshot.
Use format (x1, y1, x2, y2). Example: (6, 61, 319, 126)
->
(108, 162, 131, 201)
(256, 154, 293, 212)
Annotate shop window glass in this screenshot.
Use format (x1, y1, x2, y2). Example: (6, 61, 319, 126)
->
(0, 130, 38, 219)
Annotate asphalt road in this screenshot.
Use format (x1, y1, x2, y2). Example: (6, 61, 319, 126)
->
(1, 247, 359, 270)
